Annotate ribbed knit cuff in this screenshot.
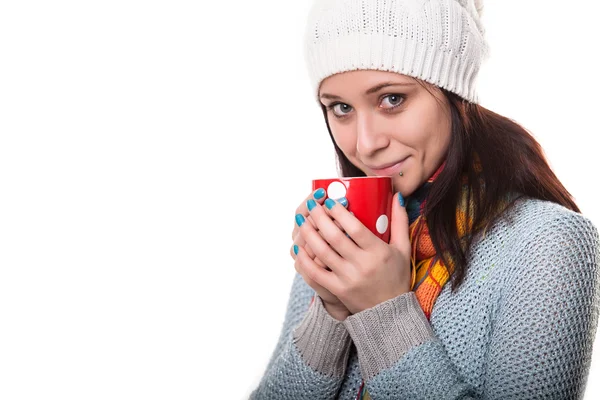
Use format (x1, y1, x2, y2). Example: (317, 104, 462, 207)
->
(292, 295, 352, 378)
(306, 32, 481, 104)
(343, 291, 435, 381)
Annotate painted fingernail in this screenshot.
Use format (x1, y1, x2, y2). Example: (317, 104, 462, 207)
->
(398, 193, 406, 207)
(337, 197, 348, 207)
(313, 188, 326, 199)
(295, 214, 305, 227)
(307, 199, 316, 211)
(325, 198, 336, 210)
(293, 245, 299, 255)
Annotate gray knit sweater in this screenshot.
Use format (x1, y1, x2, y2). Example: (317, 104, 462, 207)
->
(250, 197, 600, 399)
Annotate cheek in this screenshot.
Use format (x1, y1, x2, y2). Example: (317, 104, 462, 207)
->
(405, 105, 450, 149)
(432, 112, 452, 150)
(392, 113, 430, 146)
(331, 129, 356, 154)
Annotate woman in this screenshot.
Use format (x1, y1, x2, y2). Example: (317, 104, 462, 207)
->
(250, 0, 600, 398)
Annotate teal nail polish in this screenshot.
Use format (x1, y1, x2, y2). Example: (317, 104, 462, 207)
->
(325, 198, 336, 210)
(295, 214, 305, 227)
(337, 197, 348, 207)
(398, 193, 406, 207)
(293, 245, 299, 255)
(307, 199, 316, 211)
(313, 188, 326, 199)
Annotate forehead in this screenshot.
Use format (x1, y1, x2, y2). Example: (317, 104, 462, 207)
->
(319, 70, 416, 97)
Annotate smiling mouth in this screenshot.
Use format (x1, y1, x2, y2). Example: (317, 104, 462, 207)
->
(368, 158, 409, 176)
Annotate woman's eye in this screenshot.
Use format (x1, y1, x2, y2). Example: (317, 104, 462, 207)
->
(382, 94, 404, 108)
(327, 94, 405, 118)
(332, 103, 352, 116)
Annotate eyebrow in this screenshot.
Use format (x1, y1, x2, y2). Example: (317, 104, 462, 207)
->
(319, 82, 416, 100)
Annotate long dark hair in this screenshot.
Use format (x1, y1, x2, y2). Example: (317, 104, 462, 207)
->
(319, 84, 580, 292)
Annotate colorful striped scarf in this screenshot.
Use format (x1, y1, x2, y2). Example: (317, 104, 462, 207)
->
(406, 159, 456, 319)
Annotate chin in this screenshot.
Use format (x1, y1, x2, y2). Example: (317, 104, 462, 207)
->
(392, 176, 416, 197)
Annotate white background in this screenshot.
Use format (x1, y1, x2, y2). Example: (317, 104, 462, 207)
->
(0, 0, 599, 399)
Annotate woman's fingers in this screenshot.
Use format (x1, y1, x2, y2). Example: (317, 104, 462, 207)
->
(290, 235, 328, 268)
(320, 198, 376, 250)
(302, 199, 358, 264)
(295, 213, 346, 273)
(291, 188, 328, 241)
(290, 190, 349, 274)
(293, 244, 339, 294)
(292, 191, 348, 240)
(294, 218, 345, 242)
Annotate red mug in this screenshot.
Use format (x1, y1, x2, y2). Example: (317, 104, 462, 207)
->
(312, 176, 394, 243)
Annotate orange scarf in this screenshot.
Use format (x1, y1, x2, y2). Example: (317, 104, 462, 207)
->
(407, 160, 458, 319)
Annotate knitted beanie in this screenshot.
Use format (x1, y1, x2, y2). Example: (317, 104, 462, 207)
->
(303, 0, 488, 104)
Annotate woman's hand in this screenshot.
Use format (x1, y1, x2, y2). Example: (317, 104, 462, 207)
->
(290, 189, 327, 269)
(291, 189, 351, 320)
(294, 193, 411, 315)
(290, 189, 349, 270)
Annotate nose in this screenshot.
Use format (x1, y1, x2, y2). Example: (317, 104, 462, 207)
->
(355, 112, 390, 157)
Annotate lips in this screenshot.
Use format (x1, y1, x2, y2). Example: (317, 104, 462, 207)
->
(368, 157, 409, 176)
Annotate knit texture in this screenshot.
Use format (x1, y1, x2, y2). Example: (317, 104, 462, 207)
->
(250, 197, 600, 399)
(303, 0, 489, 104)
(406, 156, 517, 320)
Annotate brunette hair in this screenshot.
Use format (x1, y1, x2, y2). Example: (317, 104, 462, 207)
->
(319, 82, 580, 292)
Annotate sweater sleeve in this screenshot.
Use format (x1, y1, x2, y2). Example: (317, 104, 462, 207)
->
(341, 212, 600, 399)
(249, 273, 353, 399)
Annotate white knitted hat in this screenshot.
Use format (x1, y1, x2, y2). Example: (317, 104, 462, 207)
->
(303, 0, 488, 104)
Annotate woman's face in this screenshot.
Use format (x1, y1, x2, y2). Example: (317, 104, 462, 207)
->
(319, 70, 452, 197)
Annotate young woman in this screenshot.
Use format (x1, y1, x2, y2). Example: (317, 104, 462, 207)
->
(251, 0, 600, 398)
